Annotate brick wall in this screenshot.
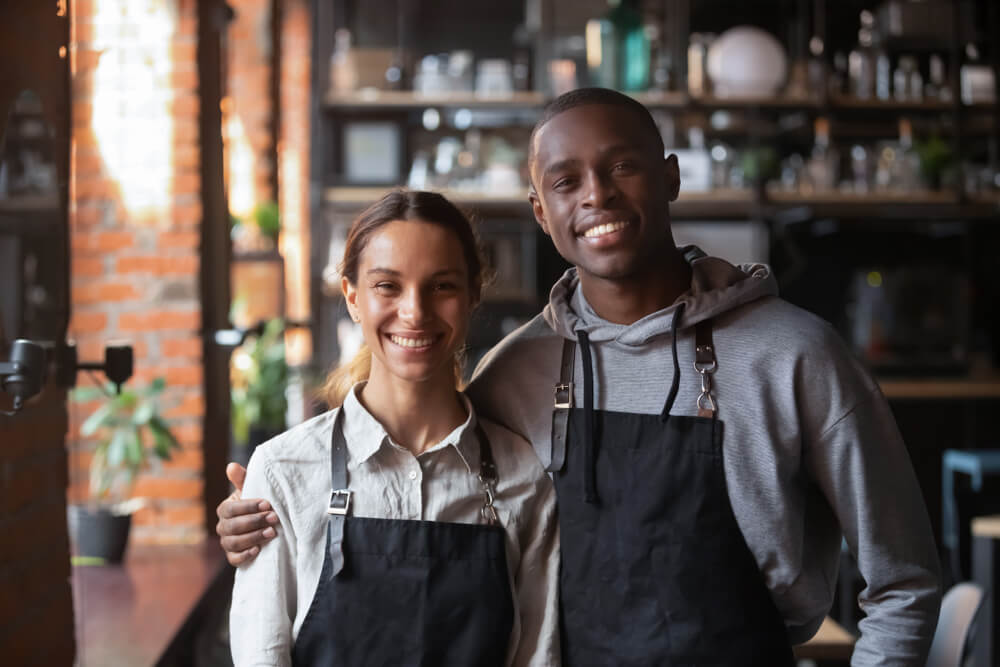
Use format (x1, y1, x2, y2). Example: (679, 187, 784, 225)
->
(279, 0, 313, 364)
(69, 0, 205, 543)
(226, 0, 275, 217)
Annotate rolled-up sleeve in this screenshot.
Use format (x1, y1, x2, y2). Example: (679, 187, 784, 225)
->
(230, 447, 298, 667)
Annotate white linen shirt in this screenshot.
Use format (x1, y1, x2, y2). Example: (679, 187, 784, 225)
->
(230, 384, 560, 667)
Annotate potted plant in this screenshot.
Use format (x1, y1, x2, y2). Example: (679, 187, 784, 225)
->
(68, 377, 180, 563)
(230, 318, 288, 466)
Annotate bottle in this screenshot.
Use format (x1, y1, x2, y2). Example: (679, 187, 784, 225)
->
(687, 33, 707, 97)
(807, 36, 826, 101)
(895, 118, 920, 191)
(848, 11, 875, 99)
(585, 0, 649, 91)
(330, 29, 357, 93)
(806, 117, 839, 191)
(512, 25, 533, 92)
(928, 54, 951, 102)
(873, 26, 891, 101)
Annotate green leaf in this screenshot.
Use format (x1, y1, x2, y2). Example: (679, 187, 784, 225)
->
(132, 400, 155, 425)
(80, 402, 115, 436)
(106, 428, 129, 467)
(125, 431, 143, 465)
(149, 416, 180, 451)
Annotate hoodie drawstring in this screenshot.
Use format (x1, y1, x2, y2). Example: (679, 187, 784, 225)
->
(576, 329, 599, 504)
(660, 302, 685, 422)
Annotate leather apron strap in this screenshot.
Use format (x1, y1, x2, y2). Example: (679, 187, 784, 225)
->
(548, 338, 575, 473)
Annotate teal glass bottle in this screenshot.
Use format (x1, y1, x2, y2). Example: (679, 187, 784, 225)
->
(585, 0, 649, 91)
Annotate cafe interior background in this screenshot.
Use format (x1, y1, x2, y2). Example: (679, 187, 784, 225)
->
(1, 0, 999, 664)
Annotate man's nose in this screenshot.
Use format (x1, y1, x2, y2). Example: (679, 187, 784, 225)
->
(581, 170, 619, 209)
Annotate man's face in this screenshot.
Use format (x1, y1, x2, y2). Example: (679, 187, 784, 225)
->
(529, 104, 680, 283)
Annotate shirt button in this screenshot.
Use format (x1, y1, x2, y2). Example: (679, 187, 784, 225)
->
(408, 470, 418, 480)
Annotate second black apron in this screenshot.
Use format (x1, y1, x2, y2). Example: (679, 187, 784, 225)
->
(551, 318, 795, 666)
(292, 410, 514, 667)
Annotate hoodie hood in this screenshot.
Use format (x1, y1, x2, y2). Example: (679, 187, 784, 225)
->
(542, 245, 778, 345)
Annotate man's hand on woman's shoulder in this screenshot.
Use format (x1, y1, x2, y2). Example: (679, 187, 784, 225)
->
(216, 462, 279, 566)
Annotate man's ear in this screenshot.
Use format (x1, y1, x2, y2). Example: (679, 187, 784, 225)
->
(529, 189, 551, 236)
(665, 153, 681, 202)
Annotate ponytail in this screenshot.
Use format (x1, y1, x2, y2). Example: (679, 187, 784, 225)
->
(322, 343, 372, 407)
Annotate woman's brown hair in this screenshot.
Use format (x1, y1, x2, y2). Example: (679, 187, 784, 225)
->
(321, 190, 488, 406)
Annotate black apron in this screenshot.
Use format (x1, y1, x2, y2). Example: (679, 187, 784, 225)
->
(292, 410, 514, 667)
(550, 314, 795, 666)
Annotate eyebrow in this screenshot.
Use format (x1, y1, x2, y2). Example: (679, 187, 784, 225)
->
(366, 267, 466, 278)
(541, 145, 643, 179)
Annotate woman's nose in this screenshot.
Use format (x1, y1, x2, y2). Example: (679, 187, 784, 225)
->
(398, 287, 428, 325)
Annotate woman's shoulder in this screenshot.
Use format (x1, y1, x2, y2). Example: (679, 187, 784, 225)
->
(254, 408, 337, 459)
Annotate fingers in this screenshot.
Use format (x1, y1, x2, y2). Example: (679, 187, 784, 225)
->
(219, 524, 277, 557)
(217, 496, 274, 521)
(226, 546, 262, 567)
(226, 462, 248, 492)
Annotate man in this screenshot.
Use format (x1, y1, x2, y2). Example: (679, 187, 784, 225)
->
(218, 88, 941, 664)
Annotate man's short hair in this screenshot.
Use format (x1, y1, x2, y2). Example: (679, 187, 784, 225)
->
(528, 87, 665, 176)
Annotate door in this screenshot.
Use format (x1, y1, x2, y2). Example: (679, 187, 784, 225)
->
(0, 2, 75, 665)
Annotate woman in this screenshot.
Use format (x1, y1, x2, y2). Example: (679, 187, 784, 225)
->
(230, 190, 560, 667)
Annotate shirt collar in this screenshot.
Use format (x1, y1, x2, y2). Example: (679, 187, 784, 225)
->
(341, 383, 481, 473)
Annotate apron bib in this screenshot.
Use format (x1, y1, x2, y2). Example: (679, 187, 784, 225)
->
(292, 411, 514, 667)
(552, 318, 794, 666)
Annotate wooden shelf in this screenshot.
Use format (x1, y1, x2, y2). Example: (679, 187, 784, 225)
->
(324, 186, 530, 208)
(828, 94, 955, 112)
(0, 194, 60, 212)
(878, 374, 1000, 400)
(325, 186, 1000, 221)
(324, 90, 545, 109)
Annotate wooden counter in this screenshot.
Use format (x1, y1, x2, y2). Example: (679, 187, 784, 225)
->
(72, 540, 230, 667)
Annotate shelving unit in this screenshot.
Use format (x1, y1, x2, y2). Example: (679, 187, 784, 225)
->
(309, 0, 1000, 405)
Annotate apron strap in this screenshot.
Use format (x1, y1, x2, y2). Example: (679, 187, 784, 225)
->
(548, 338, 575, 473)
(474, 422, 500, 525)
(694, 320, 718, 418)
(327, 409, 351, 578)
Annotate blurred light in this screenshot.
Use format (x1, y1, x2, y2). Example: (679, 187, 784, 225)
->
(709, 111, 731, 130)
(422, 108, 440, 131)
(585, 20, 603, 69)
(867, 271, 883, 288)
(233, 349, 252, 371)
(454, 108, 472, 130)
(91, 0, 174, 218)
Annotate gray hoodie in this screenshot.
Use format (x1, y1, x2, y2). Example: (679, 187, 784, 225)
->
(468, 247, 941, 666)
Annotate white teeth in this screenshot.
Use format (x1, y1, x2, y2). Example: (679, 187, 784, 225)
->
(583, 221, 629, 238)
(389, 335, 435, 348)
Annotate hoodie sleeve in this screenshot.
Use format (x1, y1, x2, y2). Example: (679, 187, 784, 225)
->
(803, 385, 941, 666)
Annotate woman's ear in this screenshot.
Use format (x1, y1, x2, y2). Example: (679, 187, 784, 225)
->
(342, 276, 359, 322)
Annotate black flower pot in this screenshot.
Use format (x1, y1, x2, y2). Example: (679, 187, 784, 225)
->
(67, 504, 132, 563)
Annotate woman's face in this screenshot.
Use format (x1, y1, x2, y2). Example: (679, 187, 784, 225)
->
(343, 219, 476, 388)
